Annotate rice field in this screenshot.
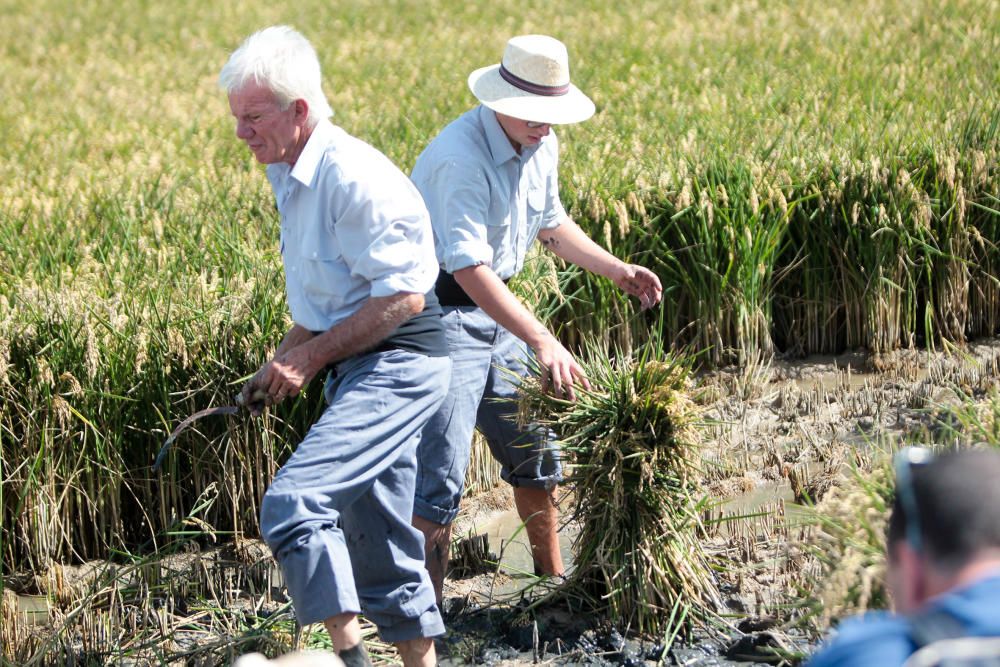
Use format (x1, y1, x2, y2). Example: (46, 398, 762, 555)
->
(1, 0, 999, 662)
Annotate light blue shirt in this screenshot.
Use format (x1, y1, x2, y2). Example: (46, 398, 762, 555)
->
(410, 105, 566, 280)
(266, 120, 438, 333)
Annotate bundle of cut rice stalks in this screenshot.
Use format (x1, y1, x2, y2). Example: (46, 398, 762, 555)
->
(518, 349, 724, 640)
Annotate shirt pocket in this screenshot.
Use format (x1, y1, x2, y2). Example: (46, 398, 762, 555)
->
(527, 188, 547, 214)
(294, 224, 351, 309)
(526, 188, 548, 235)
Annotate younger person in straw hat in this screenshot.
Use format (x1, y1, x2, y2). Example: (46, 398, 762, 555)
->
(411, 34, 662, 603)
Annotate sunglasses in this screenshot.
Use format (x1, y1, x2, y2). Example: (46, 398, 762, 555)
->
(525, 120, 551, 128)
(892, 446, 934, 553)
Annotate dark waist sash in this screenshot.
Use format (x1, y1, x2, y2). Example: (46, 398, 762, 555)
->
(312, 290, 448, 366)
(434, 270, 509, 307)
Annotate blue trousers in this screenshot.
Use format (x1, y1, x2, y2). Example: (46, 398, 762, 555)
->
(414, 306, 561, 526)
(260, 349, 450, 642)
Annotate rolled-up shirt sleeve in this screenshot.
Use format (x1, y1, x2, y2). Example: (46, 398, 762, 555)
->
(331, 175, 439, 298)
(420, 158, 494, 274)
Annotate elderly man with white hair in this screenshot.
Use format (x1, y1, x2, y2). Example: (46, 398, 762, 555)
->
(410, 35, 663, 604)
(219, 26, 450, 667)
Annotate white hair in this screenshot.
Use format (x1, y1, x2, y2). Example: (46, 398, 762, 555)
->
(219, 26, 333, 127)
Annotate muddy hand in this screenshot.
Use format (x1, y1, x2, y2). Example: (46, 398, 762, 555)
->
(614, 263, 663, 310)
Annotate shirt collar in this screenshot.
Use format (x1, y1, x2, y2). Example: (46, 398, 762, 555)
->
(289, 118, 336, 188)
(479, 105, 519, 167)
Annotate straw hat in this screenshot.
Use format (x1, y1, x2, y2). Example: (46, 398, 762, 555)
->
(468, 35, 595, 125)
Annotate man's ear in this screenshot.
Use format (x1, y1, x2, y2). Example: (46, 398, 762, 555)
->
(890, 541, 928, 613)
(294, 99, 310, 125)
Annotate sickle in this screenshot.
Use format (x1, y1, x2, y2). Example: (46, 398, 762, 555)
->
(152, 390, 267, 472)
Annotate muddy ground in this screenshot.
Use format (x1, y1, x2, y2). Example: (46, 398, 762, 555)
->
(432, 340, 1000, 665)
(6, 341, 1000, 665)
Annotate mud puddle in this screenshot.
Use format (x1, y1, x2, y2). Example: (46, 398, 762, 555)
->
(438, 478, 811, 666)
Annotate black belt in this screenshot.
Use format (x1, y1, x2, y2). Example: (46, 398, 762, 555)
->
(435, 271, 509, 307)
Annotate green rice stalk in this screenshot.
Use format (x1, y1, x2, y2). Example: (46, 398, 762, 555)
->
(518, 344, 723, 639)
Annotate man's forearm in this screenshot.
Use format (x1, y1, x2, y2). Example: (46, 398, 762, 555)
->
(455, 263, 590, 398)
(241, 292, 424, 411)
(537, 218, 625, 279)
(454, 265, 553, 350)
(294, 292, 425, 371)
(539, 217, 663, 310)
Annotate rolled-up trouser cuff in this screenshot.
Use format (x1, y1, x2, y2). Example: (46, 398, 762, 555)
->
(413, 494, 461, 526)
(375, 606, 446, 643)
(272, 522, 361, 625)
(502, 466, 563, 490)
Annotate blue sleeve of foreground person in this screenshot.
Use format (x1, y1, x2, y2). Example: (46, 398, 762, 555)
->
(806, 612, 914, 667)
(806, 575, 1000, 666)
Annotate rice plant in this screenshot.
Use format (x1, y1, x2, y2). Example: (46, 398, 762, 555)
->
(793, 452, 894, 631)
(647, 156, 793, 365)
(518, 343, 723, 639)
(775, 157, 936, 356)
(0, 228, 327, 571)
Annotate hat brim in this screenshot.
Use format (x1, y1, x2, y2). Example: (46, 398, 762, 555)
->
(468, 64, 595, 126)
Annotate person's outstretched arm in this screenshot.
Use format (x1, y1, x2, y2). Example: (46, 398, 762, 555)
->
(537, 218, 662, 310)
(454, 265, 589, 400)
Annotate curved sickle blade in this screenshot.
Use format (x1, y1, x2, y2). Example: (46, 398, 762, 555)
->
(153, 405, 240, 472)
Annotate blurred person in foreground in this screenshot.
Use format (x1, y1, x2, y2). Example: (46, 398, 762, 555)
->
(807, 448, 1000, 666)
(236, 651, 343, 667)
(409, 34, 662, 603)
(219, 26, 450, 667)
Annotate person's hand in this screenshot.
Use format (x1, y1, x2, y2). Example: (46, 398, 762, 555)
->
(612, 263, 662, 310)
(241, 346, 319, 416)
(237, 384, 271, 416)
(239, 370, 272, 417)
(532, 333, 590, 401)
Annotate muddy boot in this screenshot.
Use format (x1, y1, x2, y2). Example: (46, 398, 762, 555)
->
(337, 643, 373, 667)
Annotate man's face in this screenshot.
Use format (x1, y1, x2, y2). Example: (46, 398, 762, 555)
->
(495, 112, 551, 152)
(228, 81, 305, 165)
